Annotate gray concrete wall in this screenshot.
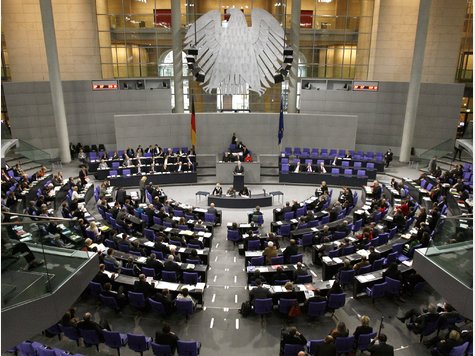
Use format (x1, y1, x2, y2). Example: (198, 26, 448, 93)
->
(3, 81, 171, 156)
(114, 112, 358, 155)
(300, 82, 464, 154)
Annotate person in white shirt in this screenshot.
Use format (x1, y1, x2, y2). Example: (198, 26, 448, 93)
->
(319, 162, 327, 173)
(71, 186, 80, 201)
(294, 162, 301, 173)
(98, 159, 109, 170)
(306, 162, 313, 173)
(123, 155, 131, 167)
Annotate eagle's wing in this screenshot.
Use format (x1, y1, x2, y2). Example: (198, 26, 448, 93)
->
(184, 10, 222, 90)
(249, 8, 285, 93)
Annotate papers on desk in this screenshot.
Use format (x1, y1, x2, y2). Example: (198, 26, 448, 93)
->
(144, 241, 155, 247)
(146, 276, 154, 284)
(136, 257, 147, 264)
(401, 233, 411, 240)
(311, 227, 318, 232)
(99, 226, 110, 231)
(276, 221, 283, 225)
(186, 264, 195, 269)
(155, 281, 179, 291)
(129, 237, 137, 242)
(356, 249, 370, 258)
(402, 260, 413, 267)
(290, 219, 299, 223)
(304, 290, 315, 299)
(358, 274, 377, 282)
(333, 257, 343, 264)
(272, 286, 285, 293)
(180, 230, 194, 236)
(164, 227, 172, 232)
(322, 256, 332, 263)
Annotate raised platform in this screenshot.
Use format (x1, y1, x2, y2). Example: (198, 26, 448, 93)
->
(279, 172, 368, 187)
(109, 172, 197, 187)
(208, 193, 272, 208)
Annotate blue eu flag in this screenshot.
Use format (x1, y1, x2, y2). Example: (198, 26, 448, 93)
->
(278, 97, 284, 144)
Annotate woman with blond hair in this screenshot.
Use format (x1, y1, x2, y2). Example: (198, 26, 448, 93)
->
(353, 315, 373, 343)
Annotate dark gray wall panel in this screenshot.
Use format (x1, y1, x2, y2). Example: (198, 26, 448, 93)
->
(300, 82, 463, 153)
(114, 113, 358, 155)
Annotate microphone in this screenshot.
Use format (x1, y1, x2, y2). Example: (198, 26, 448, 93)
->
(263, 189, 266, 196)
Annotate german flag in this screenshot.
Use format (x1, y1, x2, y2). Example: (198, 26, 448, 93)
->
(191, 94, 196, 147)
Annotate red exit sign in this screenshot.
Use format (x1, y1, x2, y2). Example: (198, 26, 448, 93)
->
(353, 81, 379, 91)
(92, 80, 119, 91)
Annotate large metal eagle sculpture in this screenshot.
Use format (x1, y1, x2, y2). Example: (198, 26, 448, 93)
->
(185, 8, 285, 95)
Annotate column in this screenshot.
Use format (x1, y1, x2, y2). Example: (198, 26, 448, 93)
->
(399, 0, 431, 162)
(287, 0, 301, 113)
(39, 0, 71, 163)
(172, 0, 184, 113)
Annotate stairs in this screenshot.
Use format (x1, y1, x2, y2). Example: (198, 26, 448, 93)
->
(2, 151, 52, 177)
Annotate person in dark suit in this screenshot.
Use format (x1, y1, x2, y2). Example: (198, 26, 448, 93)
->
(353, 315, 373, 343)
(249, 279, 271, 304)
(368, 246, 381, 265)
(384, 148, 393, 168)
(93, 264, 116, 286)
(313, 335, 337, 356)
(281, 201, 293, 216)
(281, 326, 307, 346)
(146, 253, 164, 275)
(212, 183, 223, 196)
(233, 161, 244, 174)
(367, 334, 394, 356)
(272, 267, 289, 284)
(77, 312, 108, 341)
(283, 239, 299, 264)
(163, 255, 181, 273)
(116, 188, 127, 205)
(154, 235, 171, 255)
(151, 289, 175, 315)
(372, 180, 382, 200)
(303, 289, 327, 311)
(155, 323, 179, 354)
(134, 274, 155, 298)
(100, 282, 128, 308)
(207, 203, 218, 216)
(187, 235, 204, 249)
(231, 133, 237, 145)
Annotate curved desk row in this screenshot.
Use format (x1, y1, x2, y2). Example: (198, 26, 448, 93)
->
(208, 193, 272, 208)
(89, 155, 196, 173)
(109, 172, 197, 187)
(279, 172, 368, 187)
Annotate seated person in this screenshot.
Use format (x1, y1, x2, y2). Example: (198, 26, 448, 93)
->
(249, 278, 271, 305)
(305, 162, 313, 173)
(272, 267, 289, 284)
(222, 152, 234, 162)
(281, 326, 307, 346)
(293, 262, 309, 281)
(251, 205, 262, 222)
(249, 270, 267, 285)
(100, 282, 128, 308)
(212, 183, 223, 196)
(353, 256, 370, 273)
(262, 241, 278, 265)
(397, 303, 439, 333)
(151, 289, 175, 315)
(329, 321, 349, 339)
(175, 288, 197, 309)
(240, 186, 251, 197)
(313, 335, 336, 355)
(98, 159, 109, 170)
(77, 312, 110, 341)
(353, 315, 373, 342)
(155, 323, 179, 354)
(244, 153, 253, 162)
(134, 273, 155, 298)
(226, 187, 236, 197)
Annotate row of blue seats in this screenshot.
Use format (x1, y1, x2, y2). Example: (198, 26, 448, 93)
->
(282, 147, 384, 158)
(41, 324, 201, 356)
(281, 164, 372, 177)
(8, 340, 83, 356)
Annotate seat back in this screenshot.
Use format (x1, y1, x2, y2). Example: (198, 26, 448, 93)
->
(127, 333, 151, 353)
(250, 256, 264, 266)
(227, 229, 240, 242)
(60, 325, 81, 342)
(278, 298, 297, 315)
(254, 298, 273, 315)
(88, 281, 103, 298)
(162, 271, 178, 283)
(307, 301, 327, 318)
(270, 255, 284, 265)
(151, 342, 173, 356)
(372, 258, 385, 271)
(247, 240, 261, 251)
(148, 299, 166, 316)
(328, 293, 346, 309)
(358, 265, 372, 275)
(289, 254, 303, 263)
(295, 274, 312, 284)
(449, 341, 469, 356)
(142, 267, 156, 278)
(128, 291, 146, 309)
(339, 269, 355, 286)
(183, 272, 199, 285)
(176, 299, 194, 317)
(279, 224, 291, 237)
(357, 332, 377, 351)
(177, 340, 200, 356)
(307, 340, 325, 355)
(100, 294, 120, 311)
(335, 336, 355, 353)
(385, 276, 401, 296)
(283, 344, 305, 356)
